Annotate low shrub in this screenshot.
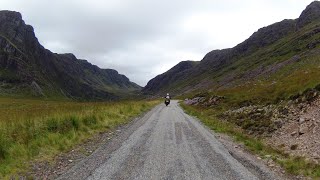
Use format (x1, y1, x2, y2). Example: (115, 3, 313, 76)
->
(0, 132, 10, 161)
(46, 118, 59, 133)
(82, 115, 97, 126)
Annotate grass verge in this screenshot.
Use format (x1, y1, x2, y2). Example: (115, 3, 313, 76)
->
(0, 98, 160, 179)
(180, 102, 320, 178)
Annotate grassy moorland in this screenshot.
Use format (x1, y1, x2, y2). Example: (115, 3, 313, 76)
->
(0, 97, 160, 178)
(214, 50, 320, 106)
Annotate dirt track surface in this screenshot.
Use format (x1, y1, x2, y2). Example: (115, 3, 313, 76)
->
(58, 100, 279, 180)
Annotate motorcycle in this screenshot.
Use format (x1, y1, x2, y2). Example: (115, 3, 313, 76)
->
(164, 98, 170, 106)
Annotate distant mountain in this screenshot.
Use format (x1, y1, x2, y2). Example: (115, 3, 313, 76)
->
(0, 11, 141, 100)
(143, 61, 199, 94)
(143, 1, 320, 103)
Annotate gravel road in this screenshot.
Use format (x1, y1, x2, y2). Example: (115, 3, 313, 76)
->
(58, 100, 278, 180)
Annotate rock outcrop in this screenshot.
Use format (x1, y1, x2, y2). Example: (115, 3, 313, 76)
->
(266, 95, 320, 164)
(185, 88, 320, 164)
(296, 1, 320, 29)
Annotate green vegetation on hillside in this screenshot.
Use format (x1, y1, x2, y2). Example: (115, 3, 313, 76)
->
(144, 5, 320, 106)
(0, 98, 160, 178)
(214, 49, 320, 106)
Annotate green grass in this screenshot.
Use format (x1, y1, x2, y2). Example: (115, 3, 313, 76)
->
(180, 102, 320, 178)
(0, 98, 160, 178)
(211, 23, 320, 105)
(216, 58, 320, 106)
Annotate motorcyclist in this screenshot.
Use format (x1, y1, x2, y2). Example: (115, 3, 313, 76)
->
(165, 93, 171, 100)
(164, 93, 171, 106)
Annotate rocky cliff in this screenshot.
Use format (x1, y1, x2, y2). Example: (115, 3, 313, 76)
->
(0, 11, 140, 100)
(296, 1, 320, 29)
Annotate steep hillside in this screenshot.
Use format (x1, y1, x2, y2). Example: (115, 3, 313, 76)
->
(143, 1, 320, 103)
(0, 11, 140, 100)
(143, 60, 198, 95)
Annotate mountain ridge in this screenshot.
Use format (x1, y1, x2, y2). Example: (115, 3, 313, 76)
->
(0, 10, 140, 100)
(143, 1, 320, 102)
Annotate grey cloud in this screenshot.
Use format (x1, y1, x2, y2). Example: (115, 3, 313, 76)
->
(0, 0, 315, 86)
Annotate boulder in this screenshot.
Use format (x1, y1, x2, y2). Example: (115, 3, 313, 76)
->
(299, 125, 309, 135)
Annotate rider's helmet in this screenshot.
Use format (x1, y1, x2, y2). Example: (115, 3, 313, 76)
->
(167, 93, 169, 96)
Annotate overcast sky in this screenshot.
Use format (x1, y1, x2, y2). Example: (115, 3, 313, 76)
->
(0, 0, 315, 86)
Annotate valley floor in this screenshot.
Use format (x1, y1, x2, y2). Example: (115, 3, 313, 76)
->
(57, 101, 280, 180)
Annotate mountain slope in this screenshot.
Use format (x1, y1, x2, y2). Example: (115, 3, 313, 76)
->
(143, 60, 199, 94)
(143, 1, 320, 103)
(0, 11, 140, 100)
